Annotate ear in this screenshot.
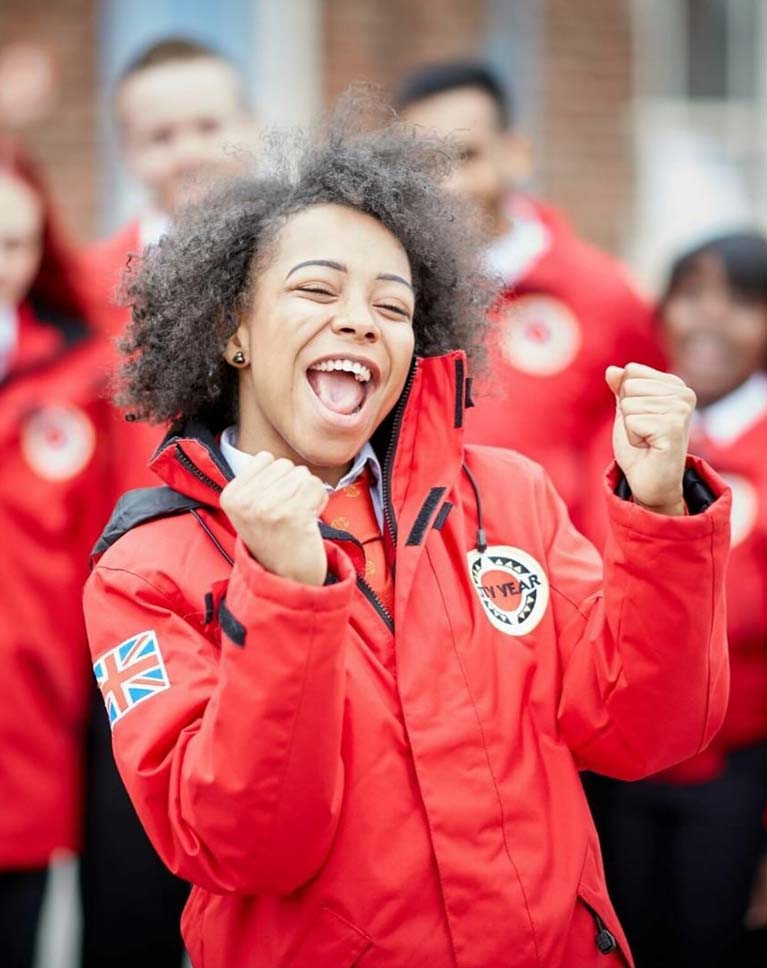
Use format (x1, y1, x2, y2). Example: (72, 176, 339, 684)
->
(224, 320, 251, 365)
(501, 131, 533, 187)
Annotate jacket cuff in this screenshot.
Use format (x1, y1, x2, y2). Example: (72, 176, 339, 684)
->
(604, 456, 732, 540)
(228, 537, 357, 615)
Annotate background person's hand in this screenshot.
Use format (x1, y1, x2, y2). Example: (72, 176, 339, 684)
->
(221, 452, 329, 586)
(606, 362, 696, 516)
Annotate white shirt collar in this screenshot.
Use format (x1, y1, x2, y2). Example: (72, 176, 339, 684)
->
(483, 199, 550, 287)
(219, 427, 384, 529)
(695, 372, 767, 444)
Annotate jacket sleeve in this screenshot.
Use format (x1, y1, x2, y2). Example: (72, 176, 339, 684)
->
(83, 536, 356, 895)
(547, 456, 731, 780)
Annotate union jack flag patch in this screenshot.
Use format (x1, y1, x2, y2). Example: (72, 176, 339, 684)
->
(93, 630, 170, 728)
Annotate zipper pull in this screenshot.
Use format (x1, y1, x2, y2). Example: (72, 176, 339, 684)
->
(592, 912, 618, 955)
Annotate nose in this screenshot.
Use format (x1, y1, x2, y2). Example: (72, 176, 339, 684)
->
(330, 307, 381, 343)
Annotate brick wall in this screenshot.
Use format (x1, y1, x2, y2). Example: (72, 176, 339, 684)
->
(538, 0, 634, 254)
(0, 0, 99, 242)
(323, 0, 488, 104)
(0, 0, 635, 255)
(324, 0, 635, 256)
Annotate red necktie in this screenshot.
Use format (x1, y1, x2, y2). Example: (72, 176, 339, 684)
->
(321, 467, 394, 617)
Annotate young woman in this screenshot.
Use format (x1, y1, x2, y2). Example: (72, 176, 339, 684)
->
(0, 138, 112, 968)
(584, 233, 767, 968)
(84, 116, 731, 968)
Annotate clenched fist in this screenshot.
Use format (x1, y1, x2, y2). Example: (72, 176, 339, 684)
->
(220, 452, 329, 586)
(606, 362, 697, 516)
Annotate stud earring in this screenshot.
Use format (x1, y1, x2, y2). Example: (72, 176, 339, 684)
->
(232, 351, 246, 366)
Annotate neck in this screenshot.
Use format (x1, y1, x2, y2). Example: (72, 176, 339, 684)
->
(488, 205, 512, 239)
(695, 373, 760, 410)
(231, 424, 353, 488)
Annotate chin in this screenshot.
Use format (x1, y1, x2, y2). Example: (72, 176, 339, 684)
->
(292, 430, 361, 471)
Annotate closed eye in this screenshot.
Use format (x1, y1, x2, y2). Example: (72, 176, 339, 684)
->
(378, 303, 411, 319)
(297, 285, 334, 297)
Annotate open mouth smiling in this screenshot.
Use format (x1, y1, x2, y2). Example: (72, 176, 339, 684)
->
(306, 355, 381, 417)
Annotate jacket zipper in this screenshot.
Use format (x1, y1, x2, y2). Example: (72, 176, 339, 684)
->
(381, 360, 418, 547)
(581, 902, 618, 955)
(175, 443, 224, 493)
(356, 578, 394, 632)
(174, 425, 401, 632)
(319, 524, 394, 632)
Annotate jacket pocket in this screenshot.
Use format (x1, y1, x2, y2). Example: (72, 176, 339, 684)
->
(286, 907, 373, 967)
(181, 885, 207, 968)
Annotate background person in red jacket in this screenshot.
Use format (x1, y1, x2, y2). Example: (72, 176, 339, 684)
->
(583, 232, 767, 968)
(395, 62, 663, 519)
(83, 105, 730, 968)
(82, 36, 258, 496)
(77, 39, 258, 968)
(0, 137, 112, 968)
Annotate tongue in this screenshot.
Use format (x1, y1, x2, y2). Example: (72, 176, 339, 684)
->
(307, 369, 366, 415)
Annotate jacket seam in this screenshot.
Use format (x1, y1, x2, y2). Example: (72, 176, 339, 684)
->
(94, 564, 176, 603)
(425, 543, 542, 967)
(549, 583, 591, 623)
(695, 524, 716, 754)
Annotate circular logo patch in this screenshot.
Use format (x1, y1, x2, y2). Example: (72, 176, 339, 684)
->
(500, 295, 582, 375)
(467, 545, 549, 636)
(21, 404, 95, 481)
(720, 472, 758, 548)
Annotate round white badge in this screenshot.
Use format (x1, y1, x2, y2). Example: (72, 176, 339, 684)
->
(500, 295, 582, 375)
(21, 404, 95, 482)
(720, 472, 758, 548)
(467, 545, 550, 636)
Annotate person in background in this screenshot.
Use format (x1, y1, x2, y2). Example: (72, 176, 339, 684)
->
(583, 232, 767, 968)
(0, 137, 112, 968)
(82, 35, 257, 493)
(395, 61, 662, 519)
(78, 40, 257, 967)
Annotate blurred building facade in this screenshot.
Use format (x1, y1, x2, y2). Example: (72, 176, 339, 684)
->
(1, 0, 765, 292)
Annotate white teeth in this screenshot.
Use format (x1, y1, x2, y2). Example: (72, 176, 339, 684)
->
(309, 359, 372, 383)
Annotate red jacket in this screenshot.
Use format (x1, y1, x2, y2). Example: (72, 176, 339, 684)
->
(0, 303, 113, 868)
(583, 400, 767, 784)
(582, 388, 767, 785)
(81, 220, 164, 495)
(465, 198, 663, 518)
(84, 352, 730, 967)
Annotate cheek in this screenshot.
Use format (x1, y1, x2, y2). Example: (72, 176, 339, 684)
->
(660, 301, 693, 343)
(387, 328, 416, 390)
(734, 313, 767, 365)
(8, 248, 42, 300)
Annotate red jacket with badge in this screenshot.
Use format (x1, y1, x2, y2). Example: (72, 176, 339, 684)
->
(0, 302, 113, 868)
(465, 198, 663, 518)
(80, 220, 164, 495)
(582, 387, 767, 785)
(84, 353, 730, 967)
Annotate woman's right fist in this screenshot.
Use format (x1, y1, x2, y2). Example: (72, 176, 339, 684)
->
(220, 451, 329, 586)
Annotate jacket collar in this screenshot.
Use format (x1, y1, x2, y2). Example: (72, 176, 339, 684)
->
(149, 351, 470, 527)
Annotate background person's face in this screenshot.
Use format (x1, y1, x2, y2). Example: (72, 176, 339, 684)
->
(661, 252, 767, 407)
(231, 204, 416, 482)
(401, 86, 527, 231)
(0, 171, 43, 307)
(118, 58, 253, 215)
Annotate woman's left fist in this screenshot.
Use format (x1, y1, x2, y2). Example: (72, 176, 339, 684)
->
(606, 362, 696, 516)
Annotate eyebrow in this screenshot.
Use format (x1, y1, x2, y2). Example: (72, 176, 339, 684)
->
(285, 259, 414, 292)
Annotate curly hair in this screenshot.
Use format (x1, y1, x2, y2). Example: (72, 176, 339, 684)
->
(119, 94, 495, 429)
